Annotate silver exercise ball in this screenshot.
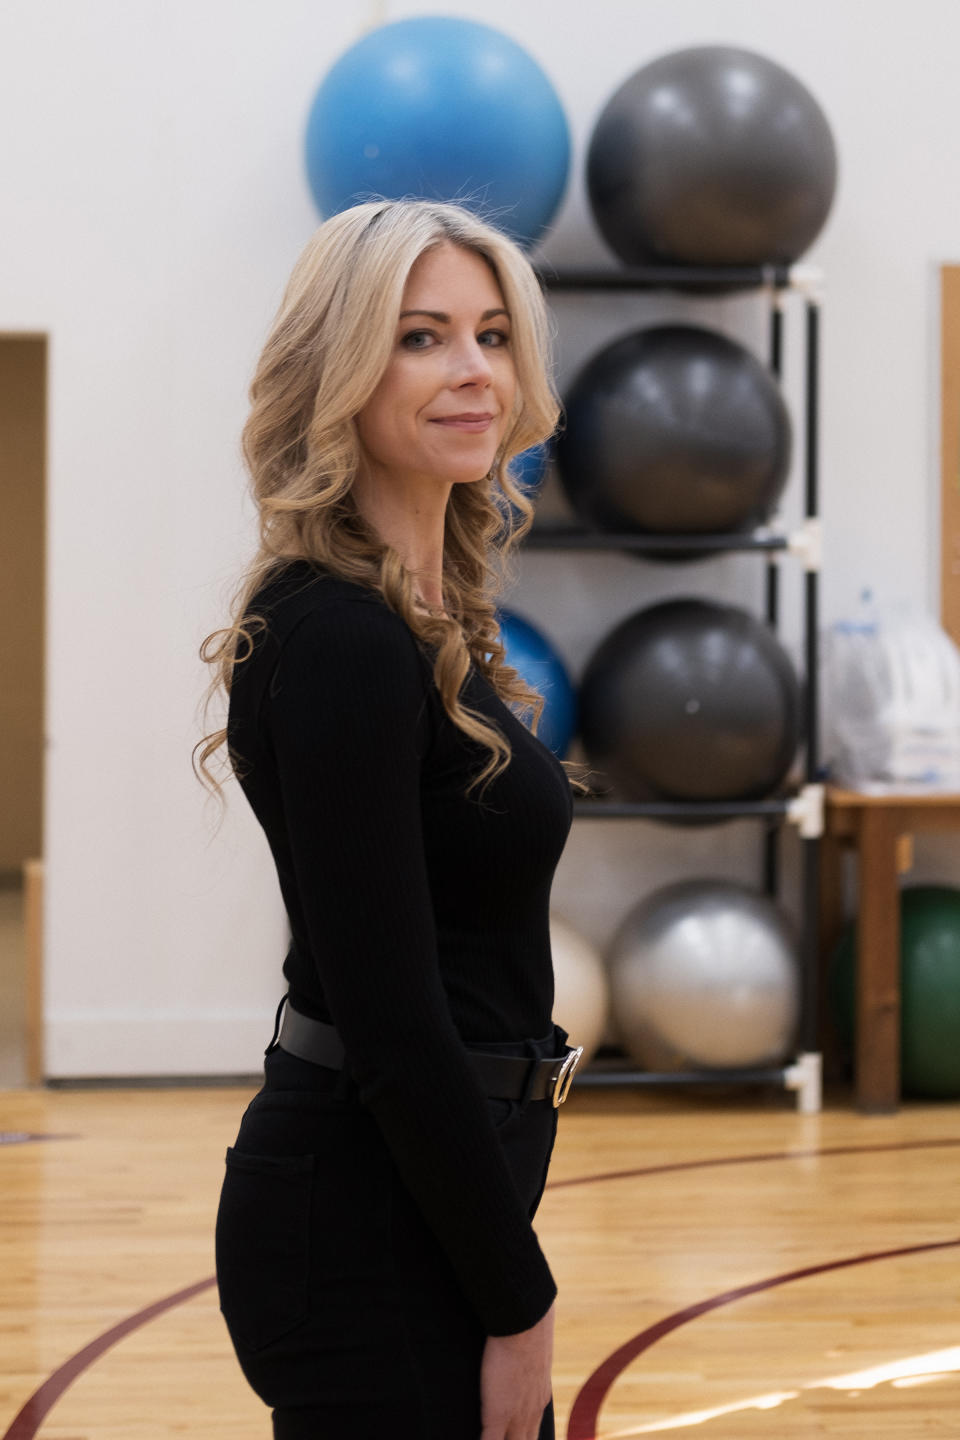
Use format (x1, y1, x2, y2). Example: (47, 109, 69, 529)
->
(550, 913, 609, 1066)
(606, 880, 800, 1070)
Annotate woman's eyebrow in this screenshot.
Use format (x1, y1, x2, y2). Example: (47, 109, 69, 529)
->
(398, 308, 510, 322)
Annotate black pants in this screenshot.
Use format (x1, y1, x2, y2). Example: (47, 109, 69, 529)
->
(215, 1024, 566, 1439)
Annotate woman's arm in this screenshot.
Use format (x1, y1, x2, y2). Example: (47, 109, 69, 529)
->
(263, 599, 556, 1336)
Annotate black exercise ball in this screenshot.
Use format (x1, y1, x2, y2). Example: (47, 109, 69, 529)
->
(556, 325, 791, 539)
(587, 45, 838, 266)
(579, 599, 802, 804)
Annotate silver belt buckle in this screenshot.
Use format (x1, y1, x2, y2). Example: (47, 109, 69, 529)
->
(550, 1045, 583, 1108)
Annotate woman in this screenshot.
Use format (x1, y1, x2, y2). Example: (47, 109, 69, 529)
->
(195, 199, 584, 1440)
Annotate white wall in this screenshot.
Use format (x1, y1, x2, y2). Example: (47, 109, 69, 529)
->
(0, 0, 376, 1075)
(1, 0, 957, 1074)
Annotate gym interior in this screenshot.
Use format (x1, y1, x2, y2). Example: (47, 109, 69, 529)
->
(2, 2, 959, 1435)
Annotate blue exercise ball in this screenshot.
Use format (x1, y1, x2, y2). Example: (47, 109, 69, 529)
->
(511, 441, 552, 499)
(499, 440, 552, 529)
(497, 609, 577, 758)
(305, 17, 571, 250)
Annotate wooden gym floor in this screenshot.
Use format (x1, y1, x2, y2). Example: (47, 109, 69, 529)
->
(1, 1079, 958, 1439)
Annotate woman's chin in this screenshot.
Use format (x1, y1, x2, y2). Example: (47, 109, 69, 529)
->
(432, 460, 494, 487)
(452, 469, 492, 485)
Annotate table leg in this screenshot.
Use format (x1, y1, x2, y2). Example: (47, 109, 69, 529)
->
(818, 830, 847, 1083)
(856, 809, 901, 1113)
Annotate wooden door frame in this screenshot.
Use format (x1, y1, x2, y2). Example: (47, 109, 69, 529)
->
(941, 265, 960, 643)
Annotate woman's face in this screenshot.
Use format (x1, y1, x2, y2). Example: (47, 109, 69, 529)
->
(355, 242, 518, 490)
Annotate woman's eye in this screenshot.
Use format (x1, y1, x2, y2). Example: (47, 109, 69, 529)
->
(401, 330, 435, 350)
(479, 329, 510, 347)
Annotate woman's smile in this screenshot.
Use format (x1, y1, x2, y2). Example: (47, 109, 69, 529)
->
(429, 411, 496, 431)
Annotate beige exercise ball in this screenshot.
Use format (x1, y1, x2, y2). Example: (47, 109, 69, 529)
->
(550, 912, 609, 1065)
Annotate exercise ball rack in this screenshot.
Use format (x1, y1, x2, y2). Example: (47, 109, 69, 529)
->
(528, 263, 825, 1113)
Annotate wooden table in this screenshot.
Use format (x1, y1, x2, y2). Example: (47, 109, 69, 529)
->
(819, 786, 960, 1112)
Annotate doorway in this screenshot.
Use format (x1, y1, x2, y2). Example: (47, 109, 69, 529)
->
(0, 335, 46, 1086)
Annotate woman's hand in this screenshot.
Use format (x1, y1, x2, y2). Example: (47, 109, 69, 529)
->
(479, 1300, 555, 1440)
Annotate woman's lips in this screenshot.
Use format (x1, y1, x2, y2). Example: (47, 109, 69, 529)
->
(429, 414, 495, 432)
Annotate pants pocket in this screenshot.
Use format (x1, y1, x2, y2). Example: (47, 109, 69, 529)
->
(485, 1094, 520, 1129)
(215, 1147, 314, 1352)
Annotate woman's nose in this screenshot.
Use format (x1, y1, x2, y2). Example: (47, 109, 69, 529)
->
(449, 337, 493, 387)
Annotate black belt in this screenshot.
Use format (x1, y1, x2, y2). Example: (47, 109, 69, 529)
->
(276, 999, 583, 1109)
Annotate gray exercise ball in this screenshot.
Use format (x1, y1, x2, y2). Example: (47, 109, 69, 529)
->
(607, 880, 801, 1070)
(556, 325, 791, 537)
(588, 45, 838, 265)
(579, 599, 802, 807)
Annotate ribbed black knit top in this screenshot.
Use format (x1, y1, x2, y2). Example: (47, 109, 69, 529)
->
(226, 559, 574, 1336)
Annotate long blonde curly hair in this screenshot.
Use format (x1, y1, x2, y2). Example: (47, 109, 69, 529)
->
(194, 198, 584, 807)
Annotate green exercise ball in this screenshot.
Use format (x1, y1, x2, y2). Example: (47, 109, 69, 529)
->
(831, 886, 960, 1098)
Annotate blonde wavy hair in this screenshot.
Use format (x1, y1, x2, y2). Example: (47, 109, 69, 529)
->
(195, 198, 585, 807)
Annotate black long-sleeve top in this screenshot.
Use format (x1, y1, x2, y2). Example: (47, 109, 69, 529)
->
(226, 558, 574, 1336)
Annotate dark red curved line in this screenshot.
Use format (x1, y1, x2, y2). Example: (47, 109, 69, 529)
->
(566, 1236, 960, 1440)
(4, 1136, 959, 1438)
(1, 1277, 215, 1440)
(548, 1135, 960, 1189)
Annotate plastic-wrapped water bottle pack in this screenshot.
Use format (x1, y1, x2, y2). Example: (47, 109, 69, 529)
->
(824, 592, 960, 792)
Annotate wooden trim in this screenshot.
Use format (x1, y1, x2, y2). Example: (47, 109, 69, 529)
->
(942, 265, 960, 643)
(23, 857, 43, 1083)
(827, 784, 960, 808)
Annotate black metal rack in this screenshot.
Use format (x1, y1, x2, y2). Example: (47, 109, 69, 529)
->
(526, 265, 824, 1113)
(525, 530, 790, 552)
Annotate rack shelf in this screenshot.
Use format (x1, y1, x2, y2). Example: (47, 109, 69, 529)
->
(527, 266, 824, 1113)
(573, 1064, 790, 1089)
(534, 263, 794, 293)
(524, 526, 789, 554)
(571, 797, 793, 821)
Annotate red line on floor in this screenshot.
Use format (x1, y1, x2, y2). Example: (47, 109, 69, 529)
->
(548, 1134, 960, 1189)
(4, 1136, 959, 1437)
(565, 1236, 960, 1440)
(1, 1278, 216, 1440)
